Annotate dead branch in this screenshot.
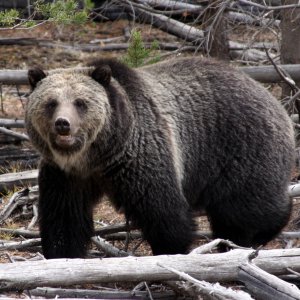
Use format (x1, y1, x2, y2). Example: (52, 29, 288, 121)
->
(3, 64, 300, 86)
(288, 182, 300, 198)
(190, 239, 249, 255)
(159, 263, 253, 299)
(0, 37, 194, 53)
(118, 1, 204, 43)
(227, 11, 280, 27)
(239, 0, 300, 11)
(0, 170, 38, 191)
(137, 0, 203, 11)
(29, 286, 177, 300)
(91, 236, 130, 257)
(280, 231, 300, 239)
(95, 222, 133, 236)
(240, 64, 300, 83)
(0, 222, 133, 239)
(0, 127, 29, 141)
(0, 238, 41, 251)
(105, 231, 142, 240)
(27, 203, 38, 230)
(0, 228, 39, 238)
(229, 41, 275, 62)
(265, 48, 298, 92)
(238, 261, 300, 299)
(0, 186, 38, 224)
(0, 69, 28, 85)
(0, 118, 25, 128)
(0, 248, 300, 291)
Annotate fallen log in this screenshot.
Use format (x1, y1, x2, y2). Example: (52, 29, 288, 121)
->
(240, 64, 300, 83)
(238, 261, 300, 300)
(121, 2, 204, 43)
(0, 127, 29, 141)
(288, 182, 300, 198)
(0, 118, 25, 128)
(137, 0, 202, 11)
(0, 169, 38, 191)
(162, 263, 254, 299)
(2, 64, 300, 85)
(0, 69, 28, 85)
(0, 248, 299, 291)
(30, 286, 177, 300)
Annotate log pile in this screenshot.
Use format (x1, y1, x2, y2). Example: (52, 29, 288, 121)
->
(0, 186, 299, 299)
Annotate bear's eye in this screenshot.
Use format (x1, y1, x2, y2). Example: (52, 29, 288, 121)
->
(74, 99, 87, 112)
(45, 99, 58, 110)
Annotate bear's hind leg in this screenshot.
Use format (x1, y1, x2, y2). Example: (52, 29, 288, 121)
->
(142, 208, 196, 255)
(206, 193, 292, 248)
(123, 188, 196, 255)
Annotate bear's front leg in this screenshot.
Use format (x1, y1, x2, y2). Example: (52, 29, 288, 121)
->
(38, 162, 95, 258)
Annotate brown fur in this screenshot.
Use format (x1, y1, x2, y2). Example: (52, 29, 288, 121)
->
(26, 57, 295, 258)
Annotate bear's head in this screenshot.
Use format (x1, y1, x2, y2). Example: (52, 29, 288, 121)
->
(26, 66, 112, 171)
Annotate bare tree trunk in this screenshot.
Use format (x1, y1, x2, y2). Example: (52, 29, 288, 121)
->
(280, 0, 300, 98)
(210, 16, 230, 60)
(202, 4, 230, 60)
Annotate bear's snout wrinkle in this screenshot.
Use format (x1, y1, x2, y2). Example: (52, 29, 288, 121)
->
(55, 117, 71, 136)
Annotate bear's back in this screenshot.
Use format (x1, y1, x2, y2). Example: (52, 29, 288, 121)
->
(137, 57, 294, 207)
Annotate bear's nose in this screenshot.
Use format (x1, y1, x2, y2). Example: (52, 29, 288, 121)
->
(55, 117, 71, 135)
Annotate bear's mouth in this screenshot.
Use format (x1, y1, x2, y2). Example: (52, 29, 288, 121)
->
(55, 134, 76, 148)
(49, 132, 84, 154)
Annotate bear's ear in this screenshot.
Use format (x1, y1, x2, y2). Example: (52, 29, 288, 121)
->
(28, 68, 46, 89)
(91, 65, 111, 87)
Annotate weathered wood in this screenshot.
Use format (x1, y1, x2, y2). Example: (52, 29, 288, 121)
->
(122, 2, 204, 43)
(0, 69, 29, 85)
(0, 186, 38, 223)
(238, 262, 300, 300)
(0, 170, 38, 191)
(241, 64, 300, 83)
(288, 182, 300, 197)
(229, 41, 275, 62)
(0, 146, 38, 169)
(137, 0, 202, 11)
(0, 248, 300, 291)
(0, 127, 29, 141)
(0, 238, 41, 251)
(0, 118, 25, 128)
(0, 38, 193, 54)
(160, 263, 253, 299)
(91, 236, 130, 257)
(2, 64, 300, 85)
(30, 286, 177, 299)
(227, 11, 280, 27)
(0, 228, 39, 238)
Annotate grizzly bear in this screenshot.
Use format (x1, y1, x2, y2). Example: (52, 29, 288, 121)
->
(26, 57, 294, 259)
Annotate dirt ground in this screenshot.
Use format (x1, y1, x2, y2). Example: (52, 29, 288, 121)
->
(0, 19, 300, 299)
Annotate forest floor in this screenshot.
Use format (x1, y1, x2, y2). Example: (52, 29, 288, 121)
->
(0, 19, 299, 299)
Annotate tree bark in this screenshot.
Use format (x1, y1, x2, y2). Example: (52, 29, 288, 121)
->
(202, 5, 230, 60)
(0, 248, 300, 291)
